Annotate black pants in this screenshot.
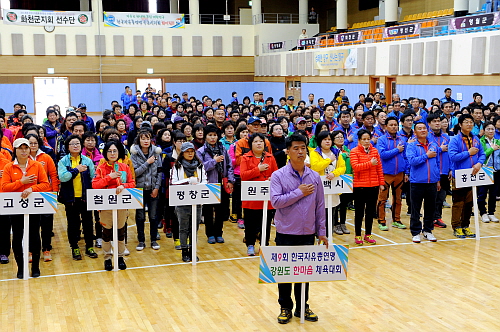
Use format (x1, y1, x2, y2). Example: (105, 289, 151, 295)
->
(353, 187, 379, 236)
(11, 214, 41, 259)
(334, 193, 353, 225)
(402, 181, 412, 213)
(64, 198, 94, 249)
(276, 232, 315, 311)
(434, 174, 450, 220)
(40, 214, 53, 251)
(135, 190, 158, 243)
(325, 206, 338, 235)
(165, 197, 180, 239)
(478, 172, 500, 215)
(243, 208, 274, 246)
(0, 215, 12, 257)
(203, 189, 230, 238)
(410, 183, 437, 236)
(231, 176, 243, 219)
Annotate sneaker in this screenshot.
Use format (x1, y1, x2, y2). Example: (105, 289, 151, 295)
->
(347, 203, 355, 211)
(340, 224, 350, 234)
(156, 232, 161, 240)
(0, 254, 9, 264)
(229, 214, 238, 223)
(453, 228, 466, 238)
(489, 214, 500, 222)
(95, 238, 103, 248)
(104, 259, 113, 271)
(174, 239, 181, 250)
(43, 251, 52, 262)
(247, 245, 255, 256)
(434, 219, 447, 228)
(118, 257, 127, 270)
(294, 308, 319, 322)
(216, 236, 225, 243)
(364, 234, 376, 245)
(378, 223, 389, 231)
(136, 242, 146, 251)
(354, 236, 363, 246)
(165, 228, 173, 238)
(277, 308, 292, 324)
(423, 231, 437, 242)
(482, 214, 490, 223)
(237, 219, 245, 229)
(72, 248, 82, 260)
(443, 201, 451, 208)
(123, 247, 130, 256)
(334, 224, 344, 235)
(412, 234, 421, 243)
(85, 247, 98, 258)
(462, 227, 476, 238)
(207, 236, 216, 244)
(392, 221, 407, 229)
(151, 241, 160, 250)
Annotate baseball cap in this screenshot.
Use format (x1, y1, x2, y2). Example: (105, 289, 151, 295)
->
(296, 117, 306, 123)
(13, 138, 30, 148)
(287, 96, 295, 100)
(171, 98, 178, 103)
(181, 142, 195, 153)
(380, 95, 387, 100)
(77, 103, 87, 109)
(182, 92, 188, 96)
(341, 96, 349, 101)
(248, 116, 262, 124)
(173, 115, 185, 123)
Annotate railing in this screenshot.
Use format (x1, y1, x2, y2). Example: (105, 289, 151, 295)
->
(254, 13, 317, 24)
(184, 14, 241, 24)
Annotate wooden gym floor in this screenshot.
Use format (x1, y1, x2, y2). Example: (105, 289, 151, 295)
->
(1, 199, 500, 332)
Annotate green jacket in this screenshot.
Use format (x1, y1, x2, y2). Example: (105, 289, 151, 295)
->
(480, 136, 500, 163)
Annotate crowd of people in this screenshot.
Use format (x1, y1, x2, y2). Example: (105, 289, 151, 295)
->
(0, 85, 498, 281)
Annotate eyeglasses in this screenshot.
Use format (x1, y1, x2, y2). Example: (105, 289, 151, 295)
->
(334, 136, 344, 140)
(69, 143, 81, 147)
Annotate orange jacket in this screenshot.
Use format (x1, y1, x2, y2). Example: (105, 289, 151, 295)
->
(2, 136, 13, 153)
(92, 162, 135, 189)
(234, 137, 273, 166)
(350, 144, 385, 188)
(0, 158, 50, 192)
(32, 151, 60, 192)
(240, 151, 277, 210)
(0, 148, 12, 171)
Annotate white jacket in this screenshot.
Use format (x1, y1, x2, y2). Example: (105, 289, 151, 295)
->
(170, 163, 208, 185)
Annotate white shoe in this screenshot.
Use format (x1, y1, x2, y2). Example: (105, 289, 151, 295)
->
(412, 234, 421, 243)
(95, 238, 103, 248)
(481, 214, 490, 223)
(423, 231, 437, 242)
(488, 215, 499, 222)
(124, 247, 130, 255)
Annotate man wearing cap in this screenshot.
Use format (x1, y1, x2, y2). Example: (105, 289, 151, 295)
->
(284, 96, 296, 112)
(182, 92, 189, 104)
(77, 103, 95, 132)
(234, 116, 273, 166)
(290, 117, 307, 135)
(166, 99, 178, 119)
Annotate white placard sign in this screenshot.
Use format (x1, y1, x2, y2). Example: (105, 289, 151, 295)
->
(241, 181, 270, 201)
(454, 167, 494, 188)
(259, 245, 349, 283)
(169, 184, 221, 206)
(86, 188, 144, 210)
(3, 9, 92, 26)
(0, 192, 58, 215)
(320, 174, 353, 194)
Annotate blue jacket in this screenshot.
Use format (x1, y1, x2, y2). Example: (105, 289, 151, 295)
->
(57, 154, 95, 203)
(121, 93, 137, 109)
(387, 111, 403, 120)
(428, 130, 451, 175)
(377, 133, 407, 175)
(81, 114, 95, 133)
(352, 125, 382, 148)
(449, 131, 485, 177)
(412, 108, 428, 126)
(406, 139, 441, 183)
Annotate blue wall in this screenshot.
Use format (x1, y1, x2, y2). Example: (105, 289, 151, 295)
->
(165, 82, 284, 105)
(301, 83, 369, 104)
(397, 84, 500, 105)
(0, 84, 35, 113)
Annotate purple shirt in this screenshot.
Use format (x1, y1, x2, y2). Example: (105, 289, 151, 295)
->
(270, 163, 326, 236)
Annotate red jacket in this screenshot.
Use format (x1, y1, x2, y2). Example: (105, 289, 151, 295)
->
(240, 151, 277, 210)
(350, 144, 385, 188)
(92, 162, 135, 189)
(0, 158, 50, 193)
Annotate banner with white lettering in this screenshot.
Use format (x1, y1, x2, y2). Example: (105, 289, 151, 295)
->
(383, 23, 420, 38)
(87, 188, 144, 210)
(0, 192, 58, 215)
(320, 174, 353, 194)
(2, 9, 92, 26)
(454, 167, 494, 188)
(259, 245, 349, 283)
(104, 12, 185, 28)
(241, 181, 270, 201)
(169, 184, 221, 206)
(449, 12, 500, 30)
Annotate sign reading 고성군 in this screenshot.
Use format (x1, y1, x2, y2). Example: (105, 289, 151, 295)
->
(104, 12, 185, 28)
(259, 245, 349, 283)
(0, 192, 58, 215)
(2, 9, 92, 26)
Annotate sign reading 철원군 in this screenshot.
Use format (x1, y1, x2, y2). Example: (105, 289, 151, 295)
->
(86, 188, 144, 210)
(2, 9, 92, 26)
(259, 245, 349, 283)
(104, 12, 185, 28)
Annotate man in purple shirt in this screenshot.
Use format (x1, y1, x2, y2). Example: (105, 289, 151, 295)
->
(270, 133, 328, 324)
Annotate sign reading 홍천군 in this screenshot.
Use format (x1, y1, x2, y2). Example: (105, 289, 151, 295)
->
(259, 245, 349, 283)
(454, 167, 494, 189)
